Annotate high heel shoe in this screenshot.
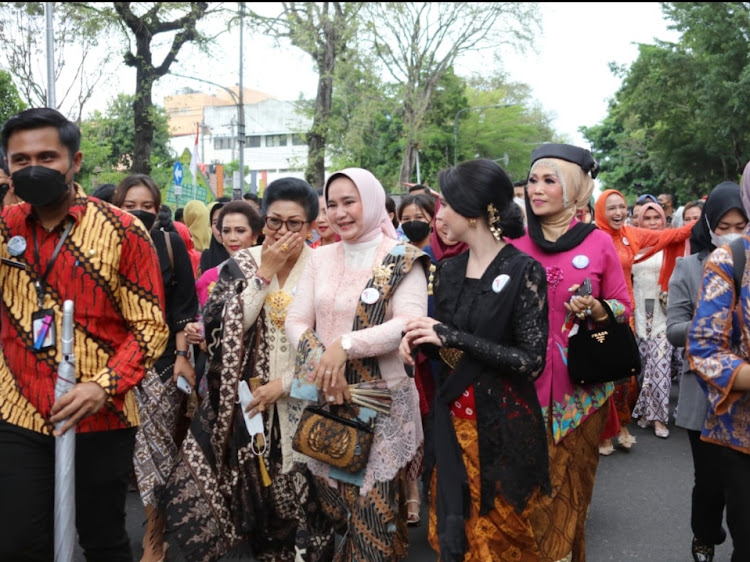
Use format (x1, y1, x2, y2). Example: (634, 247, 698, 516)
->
(406, 499, 421, 527)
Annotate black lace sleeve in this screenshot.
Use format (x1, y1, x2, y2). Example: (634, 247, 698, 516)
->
(433, 260, 548, 381)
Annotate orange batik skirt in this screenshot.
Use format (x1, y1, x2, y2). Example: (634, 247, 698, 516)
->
(428, 416, 542, 561)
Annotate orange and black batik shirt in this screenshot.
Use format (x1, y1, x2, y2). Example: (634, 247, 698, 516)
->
(0, 187, 168, 435)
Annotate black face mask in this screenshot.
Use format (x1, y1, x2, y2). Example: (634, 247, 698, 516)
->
(11, 165, 72, 207)
(401, 220, 431, 244)
(129, 210, 157, 231)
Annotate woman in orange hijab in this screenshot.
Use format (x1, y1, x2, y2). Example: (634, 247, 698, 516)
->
(594, 189, 693, 454)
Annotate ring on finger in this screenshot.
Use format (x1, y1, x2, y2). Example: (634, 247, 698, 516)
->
(280, 243, 289, 252)
(328, 395, 335, 402)
(325, 370, 332, 375)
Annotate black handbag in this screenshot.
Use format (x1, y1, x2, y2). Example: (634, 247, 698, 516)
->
(567, 300, 641, 385)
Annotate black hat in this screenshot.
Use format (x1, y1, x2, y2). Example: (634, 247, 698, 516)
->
(530, 143, 599, 179)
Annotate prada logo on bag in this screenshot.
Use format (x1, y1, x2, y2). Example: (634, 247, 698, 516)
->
(592, 331, 608, 344)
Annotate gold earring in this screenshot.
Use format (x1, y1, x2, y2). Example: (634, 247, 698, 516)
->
(468, 218, 477, 228)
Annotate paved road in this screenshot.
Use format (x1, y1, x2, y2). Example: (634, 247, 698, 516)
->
(77, 383, 733, 560)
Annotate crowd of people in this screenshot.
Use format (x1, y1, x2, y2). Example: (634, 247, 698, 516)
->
(0, 106, 749, 562)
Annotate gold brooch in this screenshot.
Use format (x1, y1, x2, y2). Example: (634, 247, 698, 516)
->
(266, 290, 294, 329)
(372, 263, 395, 290)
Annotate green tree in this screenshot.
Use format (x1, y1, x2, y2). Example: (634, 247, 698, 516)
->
(582, 3, 750, 201)
(77, 94, 173, 192)
(248, 2, 365, 188)
(456, 73, 559, 182)
(0, 70, 27, 127)
(363, 2, 540, 184)
(0, 2, 115, 122)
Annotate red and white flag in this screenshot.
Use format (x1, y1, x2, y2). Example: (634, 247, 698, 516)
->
(189, 124, 199, 182)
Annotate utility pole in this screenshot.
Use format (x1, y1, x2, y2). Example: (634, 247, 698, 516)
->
(235, 1, 246, 200)
(44, 3, 55, 108)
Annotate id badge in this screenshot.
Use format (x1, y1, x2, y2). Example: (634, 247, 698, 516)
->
(31, 309, 56, 352)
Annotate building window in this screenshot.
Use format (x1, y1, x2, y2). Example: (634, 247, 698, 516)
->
(292, 134, 306, 146)
(245, 135, 261, 148)
(214, 137, 234, 150)
(266, 134, 288, 147)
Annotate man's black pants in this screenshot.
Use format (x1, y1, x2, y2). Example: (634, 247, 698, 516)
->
(0, 421, 136, 561)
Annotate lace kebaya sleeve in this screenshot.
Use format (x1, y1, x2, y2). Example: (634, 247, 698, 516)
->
(433, 260, 548, 381)
(285, 252, 317, 350)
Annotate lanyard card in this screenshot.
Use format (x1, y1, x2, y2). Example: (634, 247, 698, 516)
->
(32, 309, 56, 352)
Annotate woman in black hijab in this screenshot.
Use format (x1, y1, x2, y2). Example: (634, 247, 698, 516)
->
(666, 181, 748, 562)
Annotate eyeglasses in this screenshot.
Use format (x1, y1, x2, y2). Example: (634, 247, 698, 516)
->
(264, 216, 307, 232)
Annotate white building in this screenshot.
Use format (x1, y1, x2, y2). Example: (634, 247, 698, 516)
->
(167, 95, 321, 191)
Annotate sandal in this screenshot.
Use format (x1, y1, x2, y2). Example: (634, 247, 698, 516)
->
(598, 443, 615, 456)
(617, 433, 637, 451)
(406, 498, 421, 527)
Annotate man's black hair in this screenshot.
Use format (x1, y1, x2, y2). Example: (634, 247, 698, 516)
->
(1, 108, 81, 160)
(408, 184, 430, 194)
(92, 183, 117, 203)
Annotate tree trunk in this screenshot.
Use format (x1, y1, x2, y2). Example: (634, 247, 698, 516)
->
(132, 71, 154, 174)
(305, 20, 336, 189)
(399, 140, 418, 186)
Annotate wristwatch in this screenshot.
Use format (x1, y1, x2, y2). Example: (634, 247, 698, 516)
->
(175, 350, 189, 358)
(341, 334, 352, 357)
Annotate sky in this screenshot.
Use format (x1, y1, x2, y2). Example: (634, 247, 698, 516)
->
(86, 3, 681, 148)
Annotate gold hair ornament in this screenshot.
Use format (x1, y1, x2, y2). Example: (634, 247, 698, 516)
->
(487, 203, 503, 241)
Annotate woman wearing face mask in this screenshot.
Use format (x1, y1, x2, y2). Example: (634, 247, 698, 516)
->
(593, 190, 693, 454)
(398, 193, 437, 260)
(395, 192, 439, 525)
(112, 174, 199, 562)
(667, 181, 746, 562)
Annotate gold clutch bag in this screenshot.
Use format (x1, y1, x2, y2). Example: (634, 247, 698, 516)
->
(292, 404, 375, 474)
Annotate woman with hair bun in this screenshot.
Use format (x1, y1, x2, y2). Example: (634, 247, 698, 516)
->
(400, 158, 551, 561)
(511, 144, 631, 562)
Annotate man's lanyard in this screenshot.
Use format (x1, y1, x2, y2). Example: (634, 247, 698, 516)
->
(32, 220, 74, 308)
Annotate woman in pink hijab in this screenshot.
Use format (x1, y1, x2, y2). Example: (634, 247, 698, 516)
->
(286, 167, 430, 560)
